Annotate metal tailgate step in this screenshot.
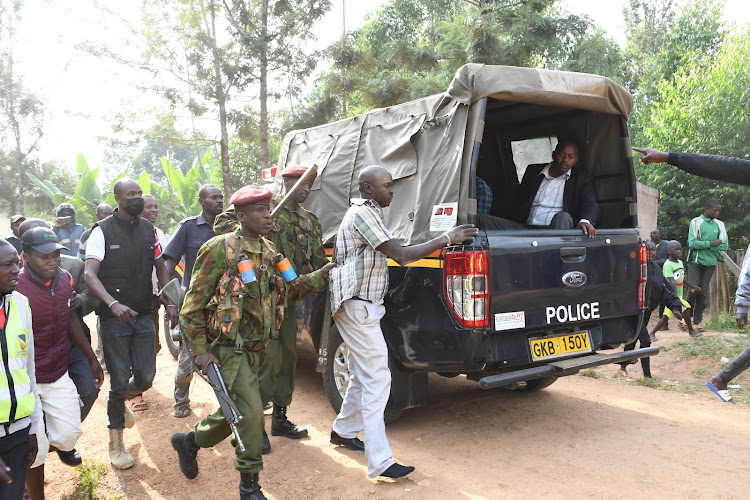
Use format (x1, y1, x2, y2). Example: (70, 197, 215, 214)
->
(479, 347, 659, 389)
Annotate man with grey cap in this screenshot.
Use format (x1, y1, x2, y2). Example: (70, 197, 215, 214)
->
(16, 226, 102, 499)
(7, 215, 25, 254)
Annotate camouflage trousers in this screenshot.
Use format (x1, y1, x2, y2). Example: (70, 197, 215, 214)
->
(258, 304, 297, 407)
(193, 346, 264, 474)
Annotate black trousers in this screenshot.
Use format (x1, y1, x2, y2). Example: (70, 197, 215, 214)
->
(477, 211, 576, 230)
(68, 343, 99, 421)
(687, 263, 716, 324)
(619, 311, 652, 378)
(0, 425, 30, 500)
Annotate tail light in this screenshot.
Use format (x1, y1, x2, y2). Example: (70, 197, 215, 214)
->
(638, 242, 649, 309)
(443, 247, 490, 328)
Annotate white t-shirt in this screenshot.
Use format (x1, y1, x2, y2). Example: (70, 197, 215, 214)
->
(85, 225, 164, 262)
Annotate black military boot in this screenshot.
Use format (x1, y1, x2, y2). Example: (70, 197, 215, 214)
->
(271, 404, 308, 439)
(261, 429, 271, 454)
(239, 472, 267, 500)
(170, 431, 199, 479)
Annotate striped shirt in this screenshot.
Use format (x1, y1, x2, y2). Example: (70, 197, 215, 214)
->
(329, 198, 394, 314)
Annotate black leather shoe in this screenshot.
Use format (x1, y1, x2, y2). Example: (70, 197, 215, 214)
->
(171, 432, 199, 479)
(239, 472, 267, 500)
(330, 430, 365, 451)
(379, 462, 415, 478)
(261, 429, 271, 455)
(271, 405, 308, 439)
(57, 449, 82, 467)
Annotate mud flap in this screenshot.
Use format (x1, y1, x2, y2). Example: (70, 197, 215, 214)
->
(389, 358, 429, 410)
(315, 291, 332, 374)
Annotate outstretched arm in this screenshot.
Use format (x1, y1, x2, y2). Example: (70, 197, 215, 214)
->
(634, 147, 750, 186)
(377, 225, 480, 266)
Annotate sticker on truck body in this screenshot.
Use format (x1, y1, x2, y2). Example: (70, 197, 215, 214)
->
(495, 311, 525, 331)
(430, 202, 458, 232)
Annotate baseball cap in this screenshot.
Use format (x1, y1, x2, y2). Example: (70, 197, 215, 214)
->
(10, 214, 25, 224)
(22, 227, 68, 255)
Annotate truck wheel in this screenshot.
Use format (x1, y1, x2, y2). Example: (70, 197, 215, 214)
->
(163, 316, 179, 359)
(322, 323, 405, 424)
(515, 376, 558, 392)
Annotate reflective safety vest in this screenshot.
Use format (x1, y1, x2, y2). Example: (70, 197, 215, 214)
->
(0, 293, 35, 424)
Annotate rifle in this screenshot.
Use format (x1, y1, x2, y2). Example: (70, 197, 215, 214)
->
(270, 164, 318, 218)
(206, 362, 246, 452)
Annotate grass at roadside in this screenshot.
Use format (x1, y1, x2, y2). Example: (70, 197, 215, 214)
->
(630, 376, 704, 394)
(60, 460, 124, 500)
(703, 313, 748, 333)
(659, 333, 750, 403)
(580, 333, 750, 403)
(662, 333, 750, 361)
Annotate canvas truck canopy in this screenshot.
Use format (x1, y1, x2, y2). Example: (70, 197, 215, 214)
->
(274, 64, 634, 244)
(447, 63, 634, 118)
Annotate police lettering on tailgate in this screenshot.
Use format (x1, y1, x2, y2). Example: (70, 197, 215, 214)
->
(545, 302, 600, 324)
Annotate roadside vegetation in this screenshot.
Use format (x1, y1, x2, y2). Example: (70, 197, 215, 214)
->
(60, 460, 124, 500)
(582, 332, 750, 404)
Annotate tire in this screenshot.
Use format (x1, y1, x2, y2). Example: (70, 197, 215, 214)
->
(514, 376, 558, 392)
(321, 323, 405, 424)
(164, 315, 180, 359)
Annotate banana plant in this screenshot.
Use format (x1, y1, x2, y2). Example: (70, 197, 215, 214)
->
(26, 154, 104, 227)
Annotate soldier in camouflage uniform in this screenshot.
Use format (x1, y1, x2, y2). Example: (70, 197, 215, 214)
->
(213, 165, 328, 453)
(170, 185, 335, 500)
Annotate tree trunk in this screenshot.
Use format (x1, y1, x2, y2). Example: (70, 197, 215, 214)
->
(208, 0, 232, 199)
(259, 0, 269, 171)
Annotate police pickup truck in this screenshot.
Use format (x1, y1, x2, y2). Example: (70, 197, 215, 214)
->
(273, 64, 654, 422)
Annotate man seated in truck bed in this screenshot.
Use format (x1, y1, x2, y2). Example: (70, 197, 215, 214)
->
(478, 139, 598, 238)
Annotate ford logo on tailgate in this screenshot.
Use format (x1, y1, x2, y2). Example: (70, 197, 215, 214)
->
(562, 271, 587, 288)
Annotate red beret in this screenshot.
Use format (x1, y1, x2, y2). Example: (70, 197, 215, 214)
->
(281, 164, 316, 182)
(230, 185, 272, 206)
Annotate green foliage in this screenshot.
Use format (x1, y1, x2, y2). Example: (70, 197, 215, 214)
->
(664, 333, 750, 362)
(285, 0, 625, 132)
(26, 154, 104, 228)
(704, 313, 747, 333)
(25, 149, 224, 229)
(579, 369, 610, 379)
(59, 460, 123, 500)
(630, 375, 703, 393)
(635, 27, 750, 247)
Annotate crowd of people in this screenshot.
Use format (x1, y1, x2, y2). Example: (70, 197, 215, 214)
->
(1, 144, 750, 499)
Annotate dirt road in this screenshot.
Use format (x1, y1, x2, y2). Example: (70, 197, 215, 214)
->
(43, 323, 750, 500)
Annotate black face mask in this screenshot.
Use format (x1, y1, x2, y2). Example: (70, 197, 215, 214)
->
(124, 197, 145, 217)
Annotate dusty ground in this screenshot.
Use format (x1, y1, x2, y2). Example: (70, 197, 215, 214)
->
(40, 315, 750, 500)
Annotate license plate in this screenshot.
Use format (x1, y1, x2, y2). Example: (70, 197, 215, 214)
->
(529, 331, 591, 361)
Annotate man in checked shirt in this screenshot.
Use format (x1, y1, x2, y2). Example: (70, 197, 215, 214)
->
(328, 165, 478, 479)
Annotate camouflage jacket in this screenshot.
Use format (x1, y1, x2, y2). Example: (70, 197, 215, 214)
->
(180, 229, 327, 355)
(214, 196, 328, 276)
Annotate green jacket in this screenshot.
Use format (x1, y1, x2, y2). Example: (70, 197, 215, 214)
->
(687, 214, 728, 266)
(180, 230, 327, 355)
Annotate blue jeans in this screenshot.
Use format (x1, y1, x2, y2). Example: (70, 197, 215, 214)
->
(100, 315, 156, 429)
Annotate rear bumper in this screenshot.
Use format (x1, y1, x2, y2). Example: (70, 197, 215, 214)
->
(478, 347, 659, 389)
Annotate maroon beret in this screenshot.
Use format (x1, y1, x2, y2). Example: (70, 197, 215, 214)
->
(281, 164, 316, 182)
(229, 185, 272, 206)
